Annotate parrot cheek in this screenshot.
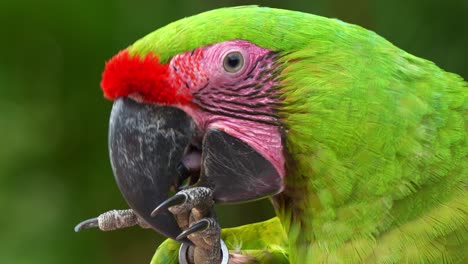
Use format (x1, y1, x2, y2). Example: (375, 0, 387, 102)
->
(108, 98, 196, 240)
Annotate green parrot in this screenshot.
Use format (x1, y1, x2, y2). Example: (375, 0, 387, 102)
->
(76, 5, 467, 264)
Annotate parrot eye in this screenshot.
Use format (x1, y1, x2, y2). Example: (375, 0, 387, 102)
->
(223, 51, 244, 73)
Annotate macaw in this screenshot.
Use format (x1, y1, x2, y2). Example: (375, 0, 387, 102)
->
(76, 6, 467, 264)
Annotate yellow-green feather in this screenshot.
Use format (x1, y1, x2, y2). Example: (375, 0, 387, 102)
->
(127, 6, 467, 263)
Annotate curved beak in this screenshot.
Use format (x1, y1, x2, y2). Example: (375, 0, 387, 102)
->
(108, 98, 195, 240)
(108, 98, 283, 241)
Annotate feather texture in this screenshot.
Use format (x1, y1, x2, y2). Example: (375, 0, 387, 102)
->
(274, 15, 467, 263)
(125, 6, 467, 263)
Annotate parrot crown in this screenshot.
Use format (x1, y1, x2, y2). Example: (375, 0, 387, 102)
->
(101, 49, 191, 105)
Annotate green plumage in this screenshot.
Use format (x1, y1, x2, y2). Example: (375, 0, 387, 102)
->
(275, 20, 467, 263)
(129, 6, 467, 263)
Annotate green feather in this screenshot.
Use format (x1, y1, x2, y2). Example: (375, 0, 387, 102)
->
(274, 13, 467, 264)
(128, 6, 355, 63)
(127, 6, 467, 263)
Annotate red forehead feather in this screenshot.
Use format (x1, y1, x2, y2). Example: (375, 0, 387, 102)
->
(100, 49, 190, 105)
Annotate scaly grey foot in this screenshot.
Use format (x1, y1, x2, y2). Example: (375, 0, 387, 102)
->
(74, 209, 150, 232)
(151, 187, 227, 264)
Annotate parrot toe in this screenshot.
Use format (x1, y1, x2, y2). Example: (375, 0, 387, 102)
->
(178, 217, 223, 264)
(150, 193, 187, 217)
(151, 187, 214, 221)
(152, 187, 226, 263)
(74, 209, 150, 232)
(176, 218, 217, 240)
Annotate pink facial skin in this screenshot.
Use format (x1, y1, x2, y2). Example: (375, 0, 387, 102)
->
(169, 40, 286, 178)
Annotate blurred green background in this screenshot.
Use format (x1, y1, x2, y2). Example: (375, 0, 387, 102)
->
(0, 0, 466, 263)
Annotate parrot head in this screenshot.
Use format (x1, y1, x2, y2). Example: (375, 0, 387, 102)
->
(101, 7, 295, 240)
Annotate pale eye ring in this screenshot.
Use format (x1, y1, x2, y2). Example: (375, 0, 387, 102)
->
(223, 51, 244, 73)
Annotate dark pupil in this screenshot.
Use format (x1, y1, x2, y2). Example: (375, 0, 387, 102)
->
(226, 54, 240, 68)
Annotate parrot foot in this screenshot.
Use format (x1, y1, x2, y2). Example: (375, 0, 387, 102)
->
(74, 209, 150, 232)
(152, 187, 226, 264)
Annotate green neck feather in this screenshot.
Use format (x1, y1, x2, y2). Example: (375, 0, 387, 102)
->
(272, 16, 467, 263)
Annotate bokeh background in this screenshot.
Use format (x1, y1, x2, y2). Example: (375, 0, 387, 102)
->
(0, 0, 466, 263)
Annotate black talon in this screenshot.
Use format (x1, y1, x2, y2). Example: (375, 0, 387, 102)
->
(151, 193, 187, 217)
(74, 217, 99, 232)
(176, 219, 211, 240)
